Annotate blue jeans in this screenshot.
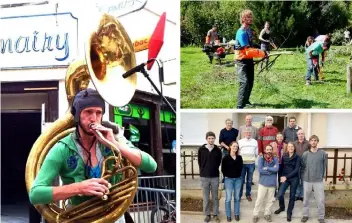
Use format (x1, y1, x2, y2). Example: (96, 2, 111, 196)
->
(278, 177, 299, 217)
(225, 177, 242, 216)
(240, 163, 255, 197)
(305, 56, 319, 81)
(295, 172, 304, 198)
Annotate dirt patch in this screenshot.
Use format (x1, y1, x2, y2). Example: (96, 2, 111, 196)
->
(325, 207, 352, 220)
(181, 198, 206, 212)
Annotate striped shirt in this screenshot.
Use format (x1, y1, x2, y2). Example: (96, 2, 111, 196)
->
(238, 138, 258, 164)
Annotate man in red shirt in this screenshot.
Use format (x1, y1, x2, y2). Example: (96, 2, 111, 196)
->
(258, 116, 279, 155)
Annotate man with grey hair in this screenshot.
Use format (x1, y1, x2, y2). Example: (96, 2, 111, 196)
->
(300, 135, 327, 223)
(258, 116, 279, 155)
(238, 127, 258, 201)
(293, 129, 309, 201)
(219, 118, 239, 157)
(239, 115, 258, 140)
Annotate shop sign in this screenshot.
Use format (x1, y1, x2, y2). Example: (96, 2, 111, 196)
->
(114, 104, 150, 120)
(133, 36, 150, 52)
(96, 0, 148, 18)
(0, 13, 78, 69)
(129, 124, 140, 142)
(160, 110, 176, 124)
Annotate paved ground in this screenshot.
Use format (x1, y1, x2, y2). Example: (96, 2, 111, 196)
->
(181, 194, 350, 223)
(181, 172, 350, 223)
(1, 204, 29, 223)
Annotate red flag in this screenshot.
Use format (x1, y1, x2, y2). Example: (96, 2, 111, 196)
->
(147, 12, 166, 70)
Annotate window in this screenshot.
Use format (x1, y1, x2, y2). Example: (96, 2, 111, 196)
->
(326, 114, 352, 147)
(181, 113, 208, 145)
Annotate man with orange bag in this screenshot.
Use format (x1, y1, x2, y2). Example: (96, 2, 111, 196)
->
(234, 9, 268, 109)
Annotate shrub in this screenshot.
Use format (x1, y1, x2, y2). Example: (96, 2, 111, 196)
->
(331, 29, 346, 46)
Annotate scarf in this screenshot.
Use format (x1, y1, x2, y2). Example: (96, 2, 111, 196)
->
(264, 153, 273, 163)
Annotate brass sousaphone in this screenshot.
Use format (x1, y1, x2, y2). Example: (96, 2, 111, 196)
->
(25, 14, 139, 223)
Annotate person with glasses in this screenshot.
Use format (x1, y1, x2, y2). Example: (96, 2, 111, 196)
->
(29, 88, 157, 223)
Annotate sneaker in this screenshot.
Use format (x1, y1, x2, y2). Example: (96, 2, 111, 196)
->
(274, 208, 284, 214)
(318, 219, 325, 223)
(247, 196, 252, 202)
(213, 215, 220, 223)
(253, 216, 259, 223)
(227, 216, 232, 222)
(301, 216, 308, 222)
(235, 215, 240, 221)
(264, 215, 272, 222)
(204, 215, 211, 222)
(306, 81, 311, 86)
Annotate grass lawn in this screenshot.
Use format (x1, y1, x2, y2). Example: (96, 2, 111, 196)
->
(181, 46, 352, 109)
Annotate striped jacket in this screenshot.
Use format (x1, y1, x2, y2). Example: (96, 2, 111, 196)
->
(257, 126, 279, 154)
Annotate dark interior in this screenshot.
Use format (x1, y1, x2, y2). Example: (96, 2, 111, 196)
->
(1, 112, 42, 222)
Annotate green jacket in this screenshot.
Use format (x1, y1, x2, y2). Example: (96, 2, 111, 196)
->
(29, 133, 157, 205)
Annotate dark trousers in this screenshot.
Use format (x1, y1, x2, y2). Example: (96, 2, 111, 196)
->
(278, 177, 299, 217)
(236, 59, 254, 107)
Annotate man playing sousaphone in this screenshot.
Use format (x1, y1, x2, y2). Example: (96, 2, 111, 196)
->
(29, 88, 157, 223)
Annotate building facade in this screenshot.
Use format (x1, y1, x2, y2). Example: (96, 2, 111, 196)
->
(181, 112, 352, 182)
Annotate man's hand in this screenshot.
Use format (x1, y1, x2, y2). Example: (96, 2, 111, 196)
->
(90, 124, 117, 147)
(263, 167, 268, 170)
(280, 176, 287, 183)
(77, 178, 110, 197)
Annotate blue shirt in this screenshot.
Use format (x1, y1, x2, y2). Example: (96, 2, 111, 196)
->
(235, 27, 252, 48)
(258, 156, 279, 187)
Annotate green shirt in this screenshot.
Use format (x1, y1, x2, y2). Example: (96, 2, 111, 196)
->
(305, 41, 324, 57)
(29, 132, 157, 205)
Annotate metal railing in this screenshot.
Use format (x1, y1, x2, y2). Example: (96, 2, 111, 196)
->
(127, 175, 176, 223)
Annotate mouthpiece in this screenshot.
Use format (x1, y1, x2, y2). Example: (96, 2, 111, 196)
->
(88, 123, 95, 129)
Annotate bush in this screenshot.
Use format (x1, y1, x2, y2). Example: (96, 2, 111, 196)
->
(331, 29, 346, 46)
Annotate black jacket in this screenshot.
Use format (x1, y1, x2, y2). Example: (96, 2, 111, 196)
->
(221, 155, 243, 178)
(279, 152, 301, 179)
(198, 144, 222, 178)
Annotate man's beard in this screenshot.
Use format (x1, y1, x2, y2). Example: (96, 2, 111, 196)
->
(266, 152, 272, 156)
(79, 122, 94, 136)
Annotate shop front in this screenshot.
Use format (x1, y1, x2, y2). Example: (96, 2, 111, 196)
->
(1, 1, 177, 222)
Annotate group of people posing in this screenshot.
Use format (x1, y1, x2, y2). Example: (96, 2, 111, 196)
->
(205, 9, 332, 108)
(198, 115, 327, 223)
